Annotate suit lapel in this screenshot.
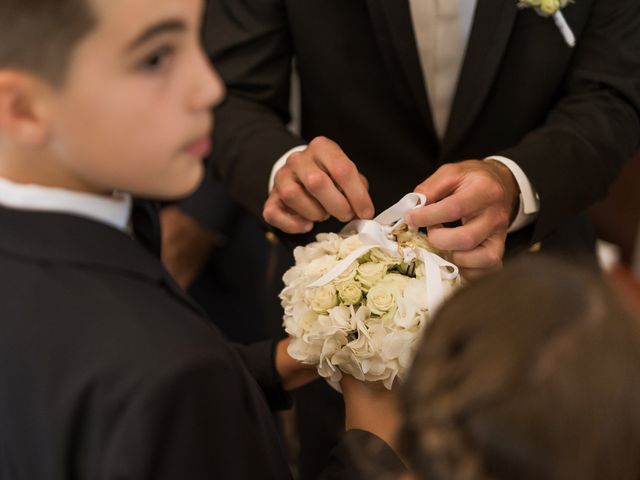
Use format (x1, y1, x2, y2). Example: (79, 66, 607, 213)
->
(0, 206, 205, 317)
(441, 0, 519, 159)
(366, 0, 438, 142)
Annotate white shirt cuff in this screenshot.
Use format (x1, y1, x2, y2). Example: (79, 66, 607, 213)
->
(268, 145, 308, 193)
(485, 155, 540, 233)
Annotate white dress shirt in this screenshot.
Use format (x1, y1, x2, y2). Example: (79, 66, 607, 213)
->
(0, 177, 132, 232)
(270, 0, 540, 231)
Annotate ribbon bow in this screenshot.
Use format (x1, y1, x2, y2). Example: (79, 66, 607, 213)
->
(308, 193, 459, 314)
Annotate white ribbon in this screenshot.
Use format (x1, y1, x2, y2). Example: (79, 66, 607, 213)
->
(553, 11, 575, 48)
(308, 193, 459, 314)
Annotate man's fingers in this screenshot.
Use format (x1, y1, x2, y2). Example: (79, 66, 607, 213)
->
(274, 137, 373, 225)
(295, 166, 355, 222)
(452, 233, 506, 271)
(427, 210, 503, 252)
(275, 168, 329, 222)
(263, 192, 314, 234)
(406, 191, 484, 228)
(311, 137, 374, 219)
(414, 163, 465, 203)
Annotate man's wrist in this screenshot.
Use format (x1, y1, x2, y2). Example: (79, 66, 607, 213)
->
(485, 156, 540, 233)
(485, 159, 520, 223)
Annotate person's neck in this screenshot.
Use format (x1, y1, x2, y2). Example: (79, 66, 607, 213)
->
(0, 148, 112, 197)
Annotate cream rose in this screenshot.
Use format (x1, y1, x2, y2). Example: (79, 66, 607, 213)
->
(368, 247, 399, 266)
(337, 281, 363, 305)
(356, 262, 388, 291)
(518, 0, 571, 16)
(366, 282, 397, 315)
(338, 235, 364, 259)
(307, 285, 339, 313)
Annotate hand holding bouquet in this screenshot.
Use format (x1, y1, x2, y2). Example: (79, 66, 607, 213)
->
(281, 194, 462, 390)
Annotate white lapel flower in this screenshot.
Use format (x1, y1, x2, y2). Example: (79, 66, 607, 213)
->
(518, 0, 576, 47)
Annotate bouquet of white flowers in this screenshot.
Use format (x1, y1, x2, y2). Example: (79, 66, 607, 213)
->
(280, 194, 462, 390)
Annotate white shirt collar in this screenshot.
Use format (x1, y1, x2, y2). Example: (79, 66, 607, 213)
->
(0, 177, 132, 232)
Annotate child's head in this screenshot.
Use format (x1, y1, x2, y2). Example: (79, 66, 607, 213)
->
(400, 257, 640, 480)
(0, 0, 223, 198)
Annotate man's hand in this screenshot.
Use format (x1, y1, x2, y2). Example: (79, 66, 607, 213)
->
(406, 160, 519, 280)
(263, 136, 375, 233)
(275, 338, 319, 391)
(160, 206, 218, 290)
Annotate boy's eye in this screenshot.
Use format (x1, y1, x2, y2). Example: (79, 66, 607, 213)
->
(138, 45, 175, 72)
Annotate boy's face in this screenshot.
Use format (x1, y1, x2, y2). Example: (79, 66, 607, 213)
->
(48, 0, 222, 198)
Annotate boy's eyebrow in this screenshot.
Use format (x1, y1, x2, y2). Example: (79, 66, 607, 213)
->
(126, 19, 186, 51)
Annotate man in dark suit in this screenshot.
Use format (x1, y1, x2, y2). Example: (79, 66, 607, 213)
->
(197, 0, 640, 477)
(203, 0, 640, 269)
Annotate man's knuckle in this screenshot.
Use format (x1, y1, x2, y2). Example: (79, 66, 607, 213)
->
(263, 206, 277, 224)
(331, 163, 355, 183)
(305, 172, 328, 192)
(459, 231, 479, 251)
(310, 136, 330, 150)
(287, 152, 303, 168)
(486, 181, 506, 203)
(439, 163, 456, 175)
(279, 185, 299, 203)
(485, 249, 503, 267)
(495, 210, 510, 230)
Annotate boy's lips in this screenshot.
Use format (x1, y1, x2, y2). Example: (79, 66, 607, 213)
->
(184, 134, 212, 158)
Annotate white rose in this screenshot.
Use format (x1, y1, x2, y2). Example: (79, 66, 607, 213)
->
(335, 261, 358, 284)
(306, 255, 339, 278)
(337, 281, 363, 305)
(306, 284, 339, 313)
(518, 0, 569, 16)
(356, 262, 388, 291)
(315, 233, 343, 255)
(338, 235, 364, 259)
(378, 273, 410, 291)
(366, 282, 397, 316)
(540, 0, 561, 15)
(368, 247, 399, 266)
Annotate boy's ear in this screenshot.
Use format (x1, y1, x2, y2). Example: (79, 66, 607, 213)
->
(0, 72, 53, 146)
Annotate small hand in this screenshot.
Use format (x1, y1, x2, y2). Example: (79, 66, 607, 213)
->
(340, 375, 401, 449)
(160, 206, 218, 290)
(263, 136, 374, 233)
(274, 338, 319, 391)
(406, 160, 519, 280)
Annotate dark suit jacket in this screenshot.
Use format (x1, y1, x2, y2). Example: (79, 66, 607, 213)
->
(204, 0, 640, 257)
(0, 207, 402, 479)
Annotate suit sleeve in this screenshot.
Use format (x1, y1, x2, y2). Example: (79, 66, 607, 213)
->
(498, 0, 640, 244)
(203, 0, 304, 219)
(233, 340, 293, 411)
(318, 430, 408, 480)
(99, 358, 291, 480)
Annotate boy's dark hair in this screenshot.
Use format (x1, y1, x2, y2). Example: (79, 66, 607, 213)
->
(0, 0, 96, 84)
(400, 256, 640, 480)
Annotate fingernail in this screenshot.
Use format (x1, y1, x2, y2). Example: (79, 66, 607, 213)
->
(363, 207, 375, 219)
(302, 223, 314, 233)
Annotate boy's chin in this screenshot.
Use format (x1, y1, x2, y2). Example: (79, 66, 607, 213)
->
(128, 169, 204, 201)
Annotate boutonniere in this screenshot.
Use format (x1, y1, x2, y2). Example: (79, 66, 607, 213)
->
(518, 0, 576, 47)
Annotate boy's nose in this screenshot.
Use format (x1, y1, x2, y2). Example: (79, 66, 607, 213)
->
(190, 50, 225, 111)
